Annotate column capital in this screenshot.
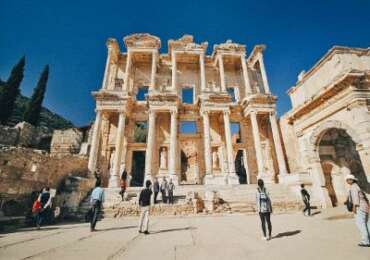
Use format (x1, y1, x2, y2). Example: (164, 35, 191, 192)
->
(169, 108, 178, 115)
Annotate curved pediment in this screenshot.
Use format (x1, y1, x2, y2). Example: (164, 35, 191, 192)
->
(124, 33, 161, 49)
(168, 34, 208, 53)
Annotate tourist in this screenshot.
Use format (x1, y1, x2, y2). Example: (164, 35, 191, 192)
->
(120, 170, 128, 201)
(256, 179, 273, 240)
(90, 179, 105, 232)
(167, 178, 175, 204)
(300, 184, 311, 216)
(160, 177, 168, 203)
(153, 177, 160, 204)
(36, 187, 52, 229)
(138, 180, 152, 235)
(346, 174, 370, 247)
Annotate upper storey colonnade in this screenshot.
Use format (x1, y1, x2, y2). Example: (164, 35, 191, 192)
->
(98, 33, 271, 100)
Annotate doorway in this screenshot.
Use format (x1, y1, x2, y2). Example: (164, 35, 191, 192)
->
(235, 150, 247, 184)
(130, 151, 146, 187)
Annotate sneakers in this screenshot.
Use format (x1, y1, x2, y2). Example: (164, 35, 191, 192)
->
(358, 243, 370, 247)
(143, 231, 150, 235)
(262, 236, 268, 241)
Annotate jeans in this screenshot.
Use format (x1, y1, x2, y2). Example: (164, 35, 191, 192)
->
(161, 191, 167, 203)
(138, 206, 150, 232)
(90, 200, 101, 230)
(168, 191, 174, 204)
(259, 212, 272, 237)
(154, 192, 159, 204)
(355, 210, 370, 245)
(303, 200, 311, 216)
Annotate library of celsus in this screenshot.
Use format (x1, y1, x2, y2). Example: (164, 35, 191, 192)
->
(87, 33, 370, 208)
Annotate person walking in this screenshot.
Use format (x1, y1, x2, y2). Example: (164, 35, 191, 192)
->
(138, 180, 152, 235)
(153, 177, 160, 204)
(160, 177, 168, 203)
(36, 187, 52, 229)
(120, 170, 128, 201)
(300, 184, 311, 216)
(167, 179, 175, 204)
(90, 180, 105, 232)
(346, 174, 370, 247)
(256, 179, 273, 241)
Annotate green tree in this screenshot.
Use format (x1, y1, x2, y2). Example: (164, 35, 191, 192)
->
(0, 56, 25, 124)
(23, 65, 49, 126)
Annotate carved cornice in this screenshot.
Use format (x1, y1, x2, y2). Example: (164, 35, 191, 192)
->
(212, 40, 246, 57)
(287, 70, 367, 123)
(168, 35, 208, 55)
(288, 46, 370, 95)
(124, 33, 161, 49)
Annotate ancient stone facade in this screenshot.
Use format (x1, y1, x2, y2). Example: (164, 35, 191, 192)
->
(281, 46, 370, 207)
(89, 34, 287, 188)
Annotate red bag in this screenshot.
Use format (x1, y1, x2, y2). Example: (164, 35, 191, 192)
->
(32, 200, 41, 213)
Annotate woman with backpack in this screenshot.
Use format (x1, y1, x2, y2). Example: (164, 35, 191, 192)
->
(256, 179, 273, 240)
(346, 174, 370, 247)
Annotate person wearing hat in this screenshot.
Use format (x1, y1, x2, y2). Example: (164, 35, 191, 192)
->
(346, 174, 370, 247)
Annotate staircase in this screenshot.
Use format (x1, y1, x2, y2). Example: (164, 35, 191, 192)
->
(75, 184, 303, 219)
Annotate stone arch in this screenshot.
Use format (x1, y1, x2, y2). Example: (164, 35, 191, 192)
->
(309, 120, 361, 152)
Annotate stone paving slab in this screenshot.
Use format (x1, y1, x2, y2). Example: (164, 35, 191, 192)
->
(0, 207, 369, 260)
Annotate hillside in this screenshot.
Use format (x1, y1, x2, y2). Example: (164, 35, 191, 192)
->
(7, 95, 74, 130)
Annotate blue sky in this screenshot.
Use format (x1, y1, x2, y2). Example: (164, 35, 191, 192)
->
(1, 0, 369, 126)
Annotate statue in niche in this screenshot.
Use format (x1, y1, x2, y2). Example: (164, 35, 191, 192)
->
(160, 147, 167, 169)
(212, 149, 219, 169)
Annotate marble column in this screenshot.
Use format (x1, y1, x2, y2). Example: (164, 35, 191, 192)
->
(110, 112, 126, 188)
(269, 112, 287, 176)
(218, 55, 226, 92)
(150, 50, 157, 91)
(202, 111, 212, 177)
(240, 54, 252, 95)
(172, 51, 177, 91)
(144, 110, 156, 184)
(257, 54, 271, 94)
(200, 53, 206, 91)
(169, 109, 178, 184)
(250, 111, 264, 176)
(102, 49, 112, 90)
(223, 110, 238, 184)
(123, 50, 132, 92)
(88, 110, 103, 175)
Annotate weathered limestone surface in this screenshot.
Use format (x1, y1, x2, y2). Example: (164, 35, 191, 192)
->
(281, 46, 370, 208)
(89, 33, 284, 189)
(0, 145, 89, 216)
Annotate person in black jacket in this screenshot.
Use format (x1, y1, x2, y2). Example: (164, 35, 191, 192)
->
(300, 184, 311, 216)
(138, 180, 152, 234)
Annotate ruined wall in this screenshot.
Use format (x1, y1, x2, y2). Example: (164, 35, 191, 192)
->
(0, 122, 52, 150)
(50, 128, 83, 156)
(0, 146, 88, 215)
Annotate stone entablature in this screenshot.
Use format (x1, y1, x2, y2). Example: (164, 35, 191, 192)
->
(88, 33, 286, 189)
(288, 46, 370, 109)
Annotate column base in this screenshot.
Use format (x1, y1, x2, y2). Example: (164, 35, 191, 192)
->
(227, 174, 239, 185)
(204, 175, 227, 185)
(108, 175, 119, 188)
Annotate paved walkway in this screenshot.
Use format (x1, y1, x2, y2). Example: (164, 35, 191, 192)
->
(0, 207, 368, 260)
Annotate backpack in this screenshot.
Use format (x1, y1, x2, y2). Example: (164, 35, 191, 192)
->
(258, 188, 270, 213)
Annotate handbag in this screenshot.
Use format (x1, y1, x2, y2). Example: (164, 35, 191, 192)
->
(32, 200, 41, 214)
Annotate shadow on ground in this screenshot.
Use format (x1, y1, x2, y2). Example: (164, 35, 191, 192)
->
(273, 230, 301, 239)
(150, 226, 196, 234)
(96, 225, 137, 232)
(325, 213, 353, 221)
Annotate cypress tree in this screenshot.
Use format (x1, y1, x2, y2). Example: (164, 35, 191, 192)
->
(23, 65, 49, 126)
(0, 56, 26, 124)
